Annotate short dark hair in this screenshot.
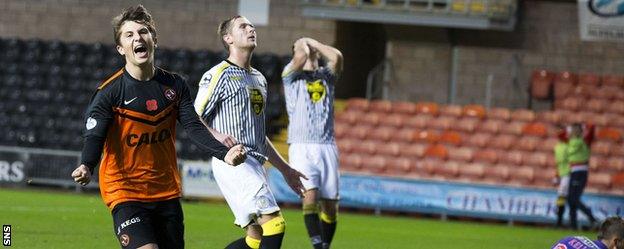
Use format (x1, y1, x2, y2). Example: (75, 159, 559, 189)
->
(217, 15, 241, 52)
(598, 216, 624, 241)
(112, 5, 157, 46)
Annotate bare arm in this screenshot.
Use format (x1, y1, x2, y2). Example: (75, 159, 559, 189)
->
(287, 38, 310, 73)
(305, 38, 343, 75)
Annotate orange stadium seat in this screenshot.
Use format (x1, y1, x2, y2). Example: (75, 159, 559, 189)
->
(498, 150, 524, 166)
(500, 121, 526, 136)
(465, 133, 491, 148)
(430, 116, 456, 130)
(593, 86, 621, 100)
(537, 137, 559, 152)
(610, 144, 624, 157)
(391, 101, 417, 114)
(346, 98, 369, 112)
(606, 101, 624, 115)
(586, 113, 610, 127)
(425, 144, 449, 160)
(405, 115, 433, 129)
(361, 112, 382, 126)
(559, 97, 583, 112)
(589, 156, 608, 171)
(392, 128, 417, 143)
(597, 127, 622, 142)
(414, 129, 440, 144)
(571, 83, 598, 98)
(473, 149, 499, 164)
(554, 71, 578, 85)
(484, 164, 511, 183)
(488, 107, 511, 121)
(530, 70, 554, 99)
(578, 73, 601, 86)
(456, 118, 480, 133)
(602, 75, 624, 87)
(336, 138, 355, 153)
(608, 115, 624, 128)
(512, 109, 536, 122)
(415, 102, 440, 116)
(479, 119, 504, 134)
(448, 147, 474, 162)
(533, 169, 557, 188)
(347, 98, 370, 111)
(522, 122, 548, 137)
(351, 140, 378, 155)
(440, 105, 463, 118)
(402, 143, 427, 158)
(385, 157, 413, 175)
(537, 111, 562, 124)
(334, 122, 349, 139)
(463, 104, 486, 119)
(434, 161, 460, 179)
(589, 172, 612, 191)
(335, 110, 360, 125)
(490, 134, 515, 150)
(415, 158, 440, 177)
(339, 153, 363, 171)
(346, 124, 373, 140)
(606, 157, 624, 172)
(516, 137, 539, 151)
(439, 131, 463, 146)
(369, 126, 394, 142)
(591, 141, 612, 156)
(585, 99, 607, 113)
(369, 100, 393, 113)
(524, 152, 549, 168)
(377, 141, 401, 157)
(459, 163, 486, 180)
(378, 113, 406, 128)
(511, 167, 535, 184)
(554, 82, 574, 99)
(360, 155, 387, 174)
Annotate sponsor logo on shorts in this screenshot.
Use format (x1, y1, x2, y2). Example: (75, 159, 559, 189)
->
(120, 234, 130, 247)
(256, 196, 270, 209)
(117, 217, 141, 235)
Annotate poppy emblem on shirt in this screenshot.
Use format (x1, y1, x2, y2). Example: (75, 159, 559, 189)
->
(164, 88, 176, 101)
(306, 80, 326, 103)
(120, 234, 130, 247)
(146, 99, 158, 111)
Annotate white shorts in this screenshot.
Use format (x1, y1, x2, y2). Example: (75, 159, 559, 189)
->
(557, 175, 570, 197)
(212, 156, 280, 227)
(288, 143, 340, 200)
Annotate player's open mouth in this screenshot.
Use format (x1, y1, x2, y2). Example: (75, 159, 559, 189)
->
(133, 44, 148, 58)
(248, 36, 256, 41)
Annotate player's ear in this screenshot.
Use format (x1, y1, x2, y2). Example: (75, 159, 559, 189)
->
(116, 44, 125, 56)
(224, 34, 233, 46)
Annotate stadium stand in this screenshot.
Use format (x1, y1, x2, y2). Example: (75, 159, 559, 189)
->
(0, 37, 287, 160)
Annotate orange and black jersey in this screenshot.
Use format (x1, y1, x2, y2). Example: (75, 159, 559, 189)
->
(80, 67, 229, 209)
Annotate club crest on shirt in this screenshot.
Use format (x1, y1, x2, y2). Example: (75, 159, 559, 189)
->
(146, 99, 158, 111)
(164, 88, 176, 101)
(248, 88, 265, 115)
(306, 80, 326, 103)
(120, 234, 130, 247)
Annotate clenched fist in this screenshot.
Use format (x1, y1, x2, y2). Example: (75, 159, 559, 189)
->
(224, 144, 246, 166)
(71, 164, 91, 186)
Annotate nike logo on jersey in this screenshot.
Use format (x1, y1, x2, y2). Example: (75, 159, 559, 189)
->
(124, 97, 137, 105)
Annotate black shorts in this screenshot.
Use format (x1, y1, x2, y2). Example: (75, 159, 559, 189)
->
(111, 198, 184, 249)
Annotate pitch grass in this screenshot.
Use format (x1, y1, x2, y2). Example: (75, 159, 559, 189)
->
(0, 188, 595, 249)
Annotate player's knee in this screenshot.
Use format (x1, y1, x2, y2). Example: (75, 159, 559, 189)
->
(303, 203, 319, 215)
(261, 215, 286, 236)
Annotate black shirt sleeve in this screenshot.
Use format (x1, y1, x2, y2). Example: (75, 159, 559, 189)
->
(80, 87, 115, 173)
(176, 78, 229, 161)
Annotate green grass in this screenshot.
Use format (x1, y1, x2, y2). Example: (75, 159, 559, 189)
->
(0, 188, 594, 249)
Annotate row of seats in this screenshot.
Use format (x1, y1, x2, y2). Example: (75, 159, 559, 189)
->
(335, 98, 624, 194)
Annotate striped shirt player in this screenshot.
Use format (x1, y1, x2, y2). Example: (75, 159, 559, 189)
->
(282, 37, 343, 249)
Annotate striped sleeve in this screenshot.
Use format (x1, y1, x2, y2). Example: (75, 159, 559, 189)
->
(194, 63, 230, 119)
(281, 62, 299, 83)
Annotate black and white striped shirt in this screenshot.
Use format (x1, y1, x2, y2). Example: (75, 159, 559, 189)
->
(194, 60, 268, 163)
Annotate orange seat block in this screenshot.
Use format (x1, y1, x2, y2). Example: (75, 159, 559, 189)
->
(347, 98, 369, 111)
(391, 101, 417, 114)
(369, 100, 393, 113)
(554, 71, 578, 85)
(463, 104, 486, 119)
(597, 127, 622, 142)
(499, 151, 524, 166)
(531, 70, 554, 99)
(440, 105, 463, 117)
(405, 115, 433, 129)
(522, 122, 548, 137)
(415, 102, 440, 116)
(465, 133, 491, 148)
(448, 147, 474, 162)
(473, 149, 499, 164)
(424, 144, 449, 160)
(378, 113, 405, 128)
(402, 143, 427, 158)
(511, 109, 536, 122)
(488, 107, 511, 121)
(578, 73, 601, 85)
(440, 131, 463, 146)
(490, 134, 516, 150)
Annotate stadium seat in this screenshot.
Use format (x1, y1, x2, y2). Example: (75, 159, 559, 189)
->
(489, 134, 515, 150)
(593, 86, 621, 100)
(369, 126, 394, 141)
(433, 161, 460, 179)
(606, 157, 624, 172)
(465, 133, 491, 148)
(405, 115, 433, 129)
(339, 153, 363, 171)
(335, 110, 360, 124)
(591, 141, 612, 156)
(487, 107, 511, 121)
(606, 101, 624, 115)
(602, 75, 624, 87)
(350, 140, 378, 155)
(586, 113, 610, 127)
(588, 172, 612, 191)
(479, 119, 503, 134)
(415, 130, 441, 143)
(391, 128, 418, 143)
(554, 71, 578, 85)
(536, 137, 559, 152)
(597, 127, 622, 142)
(391, 101, 417, 114)
(554, 82, 574, 99)
(499, 150, 524, 166)
(610, 144, 624, 157)
(511, 167, 535, 184)
(378, 113, 406, 128)
(459, 163, 486, 180)
(499, 121, 525, 136)
(608, 114, 624, 128)
(473, 149, 498, 164)
(522, 122, 547, 137)
(424, 144, 448, 160)
(346, 98, 370, 111)
(462, 105, 486, 119)
(484, 164, 511, 182)
(530, 69, 554, 99)
(369, 100, 393, 113)
(415, 102, 440, 116)
(360, 155, 387, 174)
(533, 169, 557, 188)
(524, 152, 549, 168)
(377, 141, 402, 156)
(346, 124, 373, 140)
(336, 138, 355, 153)
(447, 147, 474, 162)
(511, 109, 536, 123)
(430, 116, 456, 130)
(440, 105, 463, 118)
(439, 131, 463, 146)
(413, 158, 438, 177)
(402, 143, 427, 158)
(334, 122, 349, 139)
(361, 112, 382, 126)
(557, 97, 583, 112)
(456, 118, 479, 133)
(384, 157, 413, 175)
(571, 83, 599, 98)
(578, 73, 600, 86)
(589, 156, 608, 171)
(515, 137, 539, 151)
